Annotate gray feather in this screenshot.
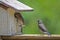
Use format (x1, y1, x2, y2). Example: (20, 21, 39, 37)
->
(38, 20, 51, 35)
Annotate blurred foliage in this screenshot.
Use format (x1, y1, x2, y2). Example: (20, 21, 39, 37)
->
(18, 0, 60, 34)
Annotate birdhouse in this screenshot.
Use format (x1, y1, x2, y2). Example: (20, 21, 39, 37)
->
(0, 0, 33, 36)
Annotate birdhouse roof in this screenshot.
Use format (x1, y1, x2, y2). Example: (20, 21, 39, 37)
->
(0, 0, 33, 12)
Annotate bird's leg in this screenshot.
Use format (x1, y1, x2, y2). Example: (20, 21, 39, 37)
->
(38, 20, 51, 37)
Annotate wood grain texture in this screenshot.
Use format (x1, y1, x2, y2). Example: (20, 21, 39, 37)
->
(1, 34, 60, 40)
(0, 7, 16, 35)
(0, 4, 8, 10)
(0, 0, 33, 11)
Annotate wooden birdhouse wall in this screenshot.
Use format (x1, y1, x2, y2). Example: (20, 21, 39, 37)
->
(7, 8, 17, 35)
(0, 5, 18, 35)
(7, 8, 23, 34)
(0, 0, 33, 35)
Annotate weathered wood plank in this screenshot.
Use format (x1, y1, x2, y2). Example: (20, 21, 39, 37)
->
(0, 0, 33, 11)
(0, 4, 8, 10)
(1, 34, 60, 40)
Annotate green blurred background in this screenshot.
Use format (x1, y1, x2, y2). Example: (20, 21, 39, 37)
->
(19, 0, 60, 34)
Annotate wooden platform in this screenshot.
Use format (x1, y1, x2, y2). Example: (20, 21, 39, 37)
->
(1, 34, 60, 40)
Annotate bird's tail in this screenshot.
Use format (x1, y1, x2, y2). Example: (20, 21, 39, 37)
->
(44, 32, 51, 35)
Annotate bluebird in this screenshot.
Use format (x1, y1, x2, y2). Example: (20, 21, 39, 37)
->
(38, 20, 51, 36)
(14, 12, 24, 34)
